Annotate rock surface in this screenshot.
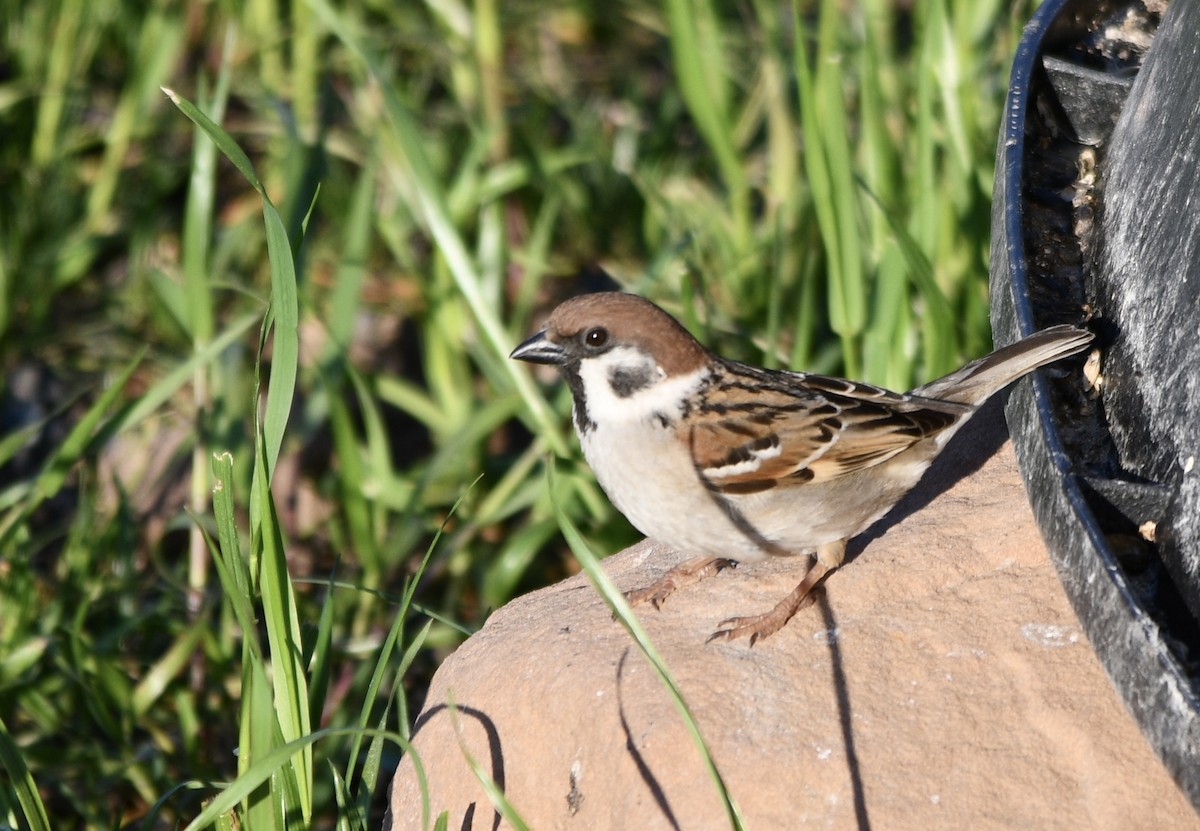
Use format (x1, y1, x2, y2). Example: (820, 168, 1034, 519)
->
(385, 403, 1196, 830)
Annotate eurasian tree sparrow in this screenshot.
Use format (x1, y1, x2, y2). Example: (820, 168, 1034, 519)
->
(511, 292, 1093, 644)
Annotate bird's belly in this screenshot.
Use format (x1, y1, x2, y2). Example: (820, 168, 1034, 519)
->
(580, 422, 933, 562)
(579, 421, 756, 557)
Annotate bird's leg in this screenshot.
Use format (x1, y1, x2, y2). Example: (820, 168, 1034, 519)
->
(624, 556, 737, 609)
(707, 539, 847, 645)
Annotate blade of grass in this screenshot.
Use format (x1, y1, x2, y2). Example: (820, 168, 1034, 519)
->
(347, 479, 474, 796)
(815, 0, 865, 371)
(209, 450, 284, 828)
(209, 452, 261, 654)
(181, 728, 420, 831)
(793, 2, 854, 375)
(239, 657, 290, 829)
(168, 84, 310, 821)
(255, 201, 301, 481)
(307, 567, 338, 729)
(352, 620, 432, 822)
(0, 714, 51, 831)
(330, 762, 366, 831)
(302, 0, 570, 459)
(182, 28, 235, 686)
(664, 0, 751, 250)
(103, 312, 260, 437)
(547, 460, 746, 831)
(253, 436, 314, 822)
(445, 691, 532, 831)
(131, 617, 209, 717)
(162, 96, 302, 487)
(0, 350, 142, 548)
(86, 7, 182, 231)
(343, 609, 409, 793)
(322, 155, 377, 371)
(30, 0, 88, 168)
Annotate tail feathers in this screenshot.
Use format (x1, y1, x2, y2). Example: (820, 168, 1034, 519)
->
(914, 324, 1094, 406)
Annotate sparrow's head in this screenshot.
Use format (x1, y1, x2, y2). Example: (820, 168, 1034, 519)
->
(510, 292, 710, 427)
(510, 292, 708, 374)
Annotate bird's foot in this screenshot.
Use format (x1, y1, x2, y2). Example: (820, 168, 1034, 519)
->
(706, 560, 833, 646)
(624, 556, 737, 609)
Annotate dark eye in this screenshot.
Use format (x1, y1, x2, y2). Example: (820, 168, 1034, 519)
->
(584, 327, 609, 349)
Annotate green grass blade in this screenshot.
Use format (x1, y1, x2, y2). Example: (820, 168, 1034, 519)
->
(307, 569, 338, 731)
(346, 482, 468, 797)
(303, 0, 570, 459)
(353, 620, 432, 821)
(131, 617, 208, 717)
(252, 438, 314, 821)
(0, 350, 141, 548)
(167, 84, 310, 823)
(162, 88, 262, 195)
(323, 156, 377, 369)
(389, 619, 433, 743)
(182, 728, 415, 831)
(30, 0, 87, 168)
(240, 658, 288, 829)
(445, 691, 532, 831)
(86, 7, 182, 231)
(547, 461, 746, 831)
(343, 608, 407, 792)
(105, 312, 261, 436)
(181, 36, 232, 347)
(326, 373, 381, 577)
(664, 0, 750, 249)
(0, 714, 51, 831)
(257, 202, 301, 478)
(330, 762, 366, 831)
(209, 452, 261, 655)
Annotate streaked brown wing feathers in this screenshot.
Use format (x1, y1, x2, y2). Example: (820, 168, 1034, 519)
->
(688, 369, 965, 493)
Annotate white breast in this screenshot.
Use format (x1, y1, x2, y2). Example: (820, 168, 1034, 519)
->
(574, 358, 780, 561)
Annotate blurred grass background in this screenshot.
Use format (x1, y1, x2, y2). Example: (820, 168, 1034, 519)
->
(0, 0, 1034, 826)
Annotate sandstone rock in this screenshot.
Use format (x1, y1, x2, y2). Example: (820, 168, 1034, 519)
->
(385, 404, 1195, 830)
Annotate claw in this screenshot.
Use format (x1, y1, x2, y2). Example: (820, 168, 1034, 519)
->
(706, 612, 789, 645)
(623, 556, 736, 610)
(705, 560, 833, 645)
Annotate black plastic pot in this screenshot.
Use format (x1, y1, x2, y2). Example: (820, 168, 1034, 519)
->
(990, 0, 1200, 812)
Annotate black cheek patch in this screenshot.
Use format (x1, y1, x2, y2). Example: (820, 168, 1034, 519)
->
(608, 364, 657, 398)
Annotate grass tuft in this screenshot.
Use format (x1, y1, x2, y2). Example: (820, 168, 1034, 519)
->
(0, 1, 1033, 825)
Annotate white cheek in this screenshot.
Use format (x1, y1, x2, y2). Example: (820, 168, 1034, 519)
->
(577, 348, 706, 424)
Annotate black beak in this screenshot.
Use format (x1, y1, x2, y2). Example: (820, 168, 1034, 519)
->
(509, 330, 566, 365)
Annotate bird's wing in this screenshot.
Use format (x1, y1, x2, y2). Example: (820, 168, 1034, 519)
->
(685, 369, 969, 495)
